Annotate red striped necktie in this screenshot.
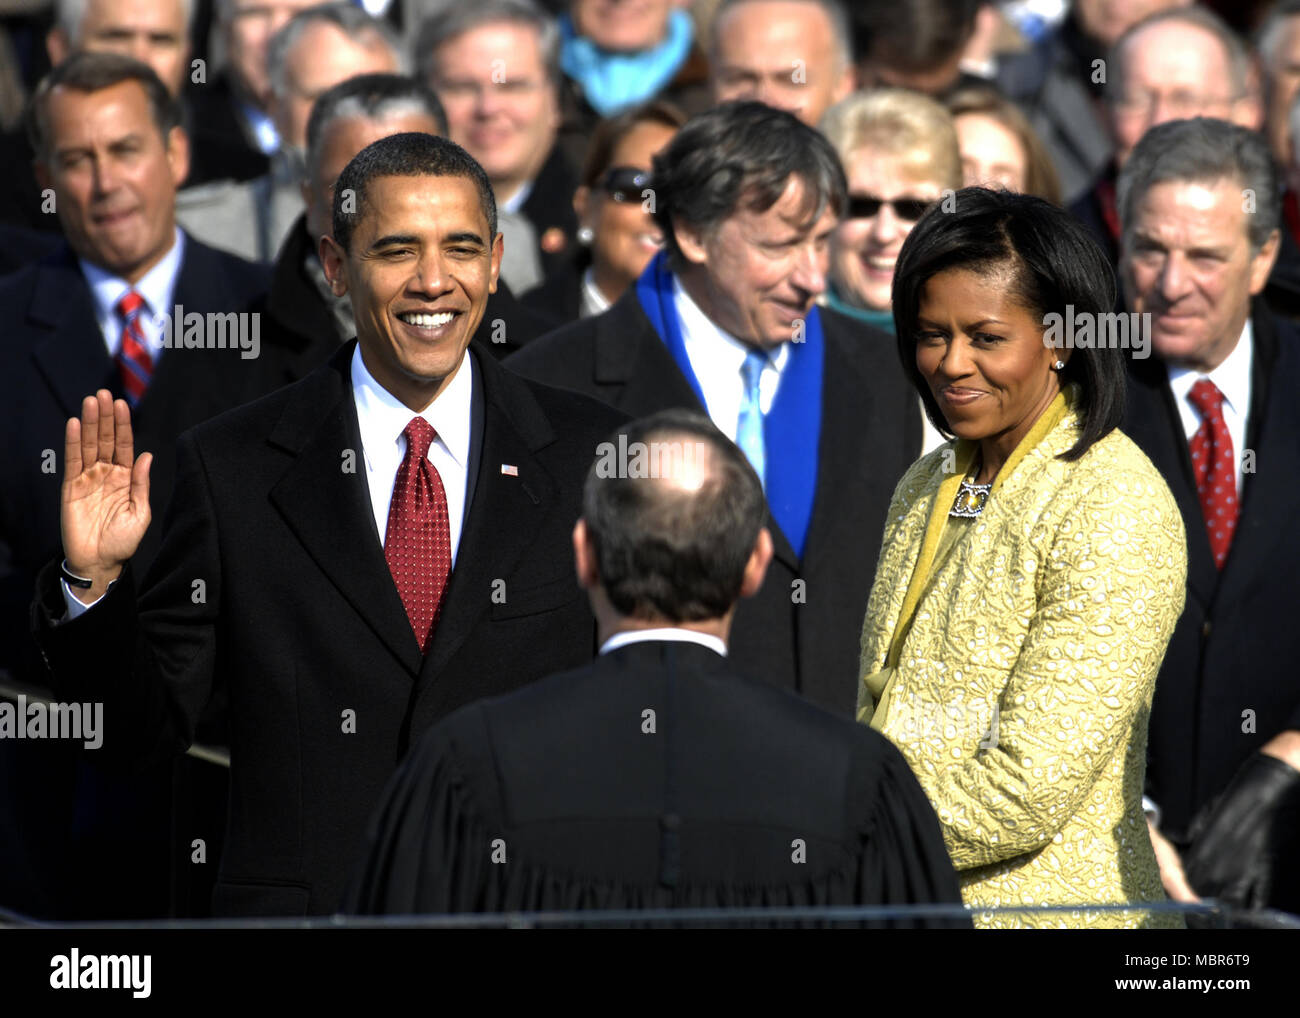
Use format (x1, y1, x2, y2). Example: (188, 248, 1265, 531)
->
(115, 291, 154, 407)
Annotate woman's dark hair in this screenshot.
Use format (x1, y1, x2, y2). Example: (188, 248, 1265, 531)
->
(892, 187, 1125, 461)
(580, 99, 687, 189)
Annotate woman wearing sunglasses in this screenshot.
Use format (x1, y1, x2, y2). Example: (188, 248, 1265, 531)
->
(522, 100, 685, 324)
(819, 89, 962, 335)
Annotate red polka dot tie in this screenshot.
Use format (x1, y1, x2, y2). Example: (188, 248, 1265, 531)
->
(116, 291, 154, 407)
(384, 417, 451, 654)
(1187, 379, 1238, 570)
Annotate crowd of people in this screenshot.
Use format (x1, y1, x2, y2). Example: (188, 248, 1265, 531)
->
(0, 0, 1298, 929)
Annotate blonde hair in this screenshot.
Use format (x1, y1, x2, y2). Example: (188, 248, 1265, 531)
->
(819, 88, 962, 191)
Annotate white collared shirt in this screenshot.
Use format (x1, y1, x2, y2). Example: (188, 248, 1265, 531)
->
(79, 226, 185, 361)
(579, 266, 612, 319)
(1166, 319, 1253, 496)
(351, 344, 473, 565)
(600, 627, 728, 658)
(498, 179, 534, 214)
(672, 273, 790, 443)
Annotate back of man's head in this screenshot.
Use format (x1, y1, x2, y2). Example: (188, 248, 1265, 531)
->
(581, 410, 767, 624)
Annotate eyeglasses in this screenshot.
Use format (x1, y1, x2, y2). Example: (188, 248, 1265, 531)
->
(599, 166, 652, 203)
(845, 195, 933, 222)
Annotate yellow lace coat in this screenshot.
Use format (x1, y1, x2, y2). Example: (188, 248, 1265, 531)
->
(858, 388, 1187, 928)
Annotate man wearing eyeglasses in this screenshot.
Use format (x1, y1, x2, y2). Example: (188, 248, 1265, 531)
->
(416, 0, 579, 297)
(1067, 6, 1261, 269)
(508, 101, 921, 717)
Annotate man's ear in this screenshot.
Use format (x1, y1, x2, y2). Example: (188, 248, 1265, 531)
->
(738, 526, 773, 600)
(319, 234, 349, 296)
(672, 218, 709, 266)
(488, 230, 503, 295)
(1248, 228, 1281, 294)
(165, 125, 190, 189)
(47, 27, 70, 67)
(572, 519, 600, 591)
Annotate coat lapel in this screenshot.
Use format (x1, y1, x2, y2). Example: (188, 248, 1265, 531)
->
(28, 249, 116, 417)
(268, 342, 424, 677)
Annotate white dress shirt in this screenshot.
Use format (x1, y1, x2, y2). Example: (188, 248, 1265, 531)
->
(600, 627, 727, 658)
(80, 226, 185, 361)
(352, 343, 473, 563)
(579, 266, 612, 319)
(63, 343, 476, 618)
(672, 274, 789, 443)
(1166, 319, 1253, 496)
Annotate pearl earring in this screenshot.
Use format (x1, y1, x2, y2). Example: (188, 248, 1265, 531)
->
(1054, 360, 1065, 370)
(577, 226, 594, 245)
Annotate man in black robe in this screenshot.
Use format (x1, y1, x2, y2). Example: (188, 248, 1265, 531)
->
(344, 409, 967, 925)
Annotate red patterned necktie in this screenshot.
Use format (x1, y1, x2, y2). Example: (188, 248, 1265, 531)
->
(384, 417, 451, 653)
(1187, 379, 1238, 569)
(116, 291, 154, 406)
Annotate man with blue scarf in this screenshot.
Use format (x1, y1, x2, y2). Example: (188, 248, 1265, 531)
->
(508, 102, 920, 716)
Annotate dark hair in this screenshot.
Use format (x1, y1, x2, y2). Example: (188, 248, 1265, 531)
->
(306, 74, 449, 180)
(579, 99, 686, 189)
(853, 0, 980, 74)
(892, 187, 1125, 461)
(27, 51, 181, 162)
(332, 132, 497, 252)
(582, 409, 767, 623)
(650, 100, 847, 264)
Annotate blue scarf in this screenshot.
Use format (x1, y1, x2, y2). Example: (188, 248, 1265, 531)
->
(635, 251, 823, 558)
(560, 11, 694, 117)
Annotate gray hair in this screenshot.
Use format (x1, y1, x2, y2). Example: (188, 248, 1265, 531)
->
(1108, 5, 1252, 105)
(267, 3, 408, 100)
(415, 0, 561, 87)
(305, 73, 449, 180)
(57, 0, 194, 40)
(651, 100, 847, 265)
(1117, 117, 1280, 252)
(711, 0, 852, 75)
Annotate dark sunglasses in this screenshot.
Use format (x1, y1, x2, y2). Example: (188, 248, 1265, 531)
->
(599, 166, 652, 203)
(845, 194, 933, 222)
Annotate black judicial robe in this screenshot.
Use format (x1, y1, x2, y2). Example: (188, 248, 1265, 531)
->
(343, 640, 968, 925)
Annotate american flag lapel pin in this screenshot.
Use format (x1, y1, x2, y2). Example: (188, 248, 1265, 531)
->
(500, 463, 518, 477)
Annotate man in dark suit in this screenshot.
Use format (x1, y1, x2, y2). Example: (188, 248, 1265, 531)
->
(0, 52, 271, 920)
(345, 408, 967, 923)
(1117, 118, 1300, 915)
(508, 101, 921, 717)
(31, 130, 625, 917)
(259, 73, 554, 390)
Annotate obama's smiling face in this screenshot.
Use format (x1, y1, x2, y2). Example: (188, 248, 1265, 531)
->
(322, 170, 502, 412)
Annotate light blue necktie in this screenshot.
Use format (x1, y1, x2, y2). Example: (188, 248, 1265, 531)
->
(737, 349, 768, 488)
